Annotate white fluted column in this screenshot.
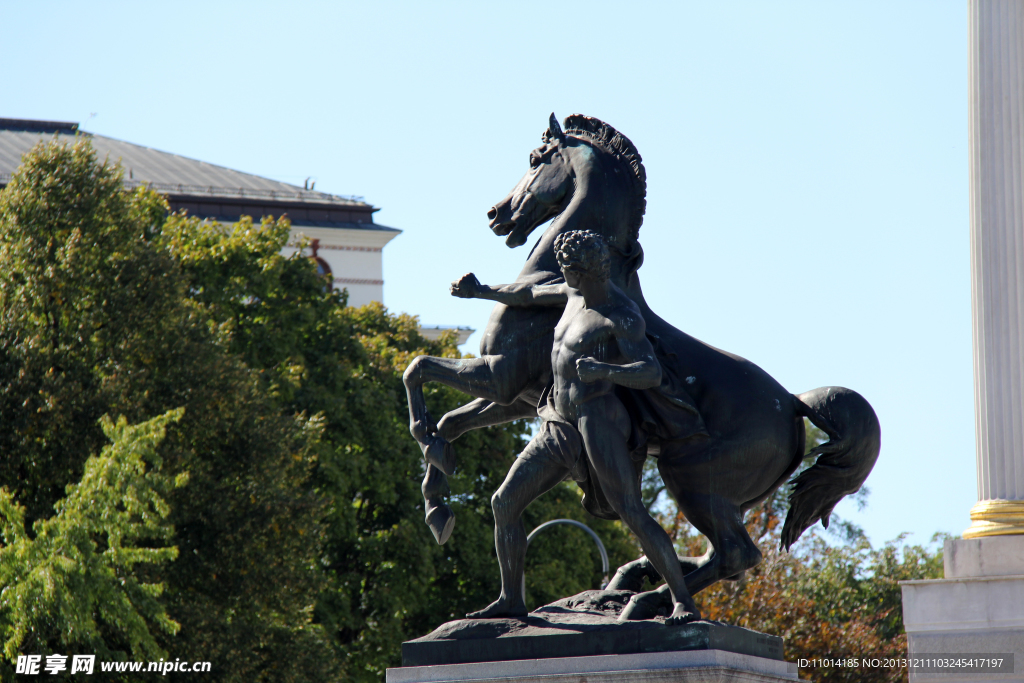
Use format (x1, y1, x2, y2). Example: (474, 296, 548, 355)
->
(965, 0, 1024, 538)
(902, 6, 1024, 677)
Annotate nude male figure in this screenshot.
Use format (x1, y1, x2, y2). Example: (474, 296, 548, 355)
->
(451, 230, 701, 625)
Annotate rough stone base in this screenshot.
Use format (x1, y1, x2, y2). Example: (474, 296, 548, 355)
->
(401, 590, 783, 667)
(386, 649, 799, 683)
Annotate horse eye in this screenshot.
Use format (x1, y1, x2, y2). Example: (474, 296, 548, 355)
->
(529, 153, 541, 169)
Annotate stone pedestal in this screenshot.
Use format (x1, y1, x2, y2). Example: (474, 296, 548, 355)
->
(386, 649, 799, 683)
(901, 537, 1023, 683)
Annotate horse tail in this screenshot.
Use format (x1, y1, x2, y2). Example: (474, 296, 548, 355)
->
(781, 386, 881, 552)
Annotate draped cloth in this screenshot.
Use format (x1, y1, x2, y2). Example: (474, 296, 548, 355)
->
(619, 332, 708, 459)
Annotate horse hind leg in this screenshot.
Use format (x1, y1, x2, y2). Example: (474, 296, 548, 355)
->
(607, 556, 663, 592)
(675, 494, 762, 596)
(615, 549, 714, 620)
(607, 553, 708, 592)
(619, 495, 760, 622)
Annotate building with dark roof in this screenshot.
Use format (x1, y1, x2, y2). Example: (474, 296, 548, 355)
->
(0, 117, 401, 307)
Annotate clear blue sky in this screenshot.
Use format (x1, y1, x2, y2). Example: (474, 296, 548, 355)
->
(3, 1, 971, 549)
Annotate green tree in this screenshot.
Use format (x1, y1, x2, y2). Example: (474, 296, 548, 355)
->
(0, 139, 333, 681)
(0, 410, 183, 681)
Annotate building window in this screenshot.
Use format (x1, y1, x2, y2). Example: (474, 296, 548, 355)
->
(309, 239, 332, 289)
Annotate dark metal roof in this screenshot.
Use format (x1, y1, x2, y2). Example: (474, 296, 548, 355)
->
(0, 118, 379, 213)
(0, 118, 79, 134)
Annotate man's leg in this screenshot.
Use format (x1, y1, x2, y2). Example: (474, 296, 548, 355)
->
(466, 426, 573, 619)
(578, 397, 701, 625)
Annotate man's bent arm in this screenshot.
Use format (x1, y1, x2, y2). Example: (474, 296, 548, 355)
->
(576, 319, 662, 390)
(578, 356, 662, 390)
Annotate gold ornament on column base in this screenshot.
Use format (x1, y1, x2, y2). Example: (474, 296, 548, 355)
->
(963, 499, 1024, 538)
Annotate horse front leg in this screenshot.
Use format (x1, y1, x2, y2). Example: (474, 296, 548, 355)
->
(420, 398, 538, 545)
(405, 353, 541, 545)
(429, 396, 540, 480)
(422, 464, 455, 544)
(403, 355, 522, 462)
(437, 397, 539, 443)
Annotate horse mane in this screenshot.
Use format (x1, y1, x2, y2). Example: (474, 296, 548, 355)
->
(563, 114, 647, 240)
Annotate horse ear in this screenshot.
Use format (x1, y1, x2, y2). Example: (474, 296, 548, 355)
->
(547, 112, 565, 142)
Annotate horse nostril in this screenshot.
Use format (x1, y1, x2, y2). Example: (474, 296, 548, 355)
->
(487, 207, 497, 221)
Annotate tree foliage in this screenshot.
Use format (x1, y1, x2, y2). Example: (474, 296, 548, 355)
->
(0, 140, 330, 681)
(0, 410, 183, 680)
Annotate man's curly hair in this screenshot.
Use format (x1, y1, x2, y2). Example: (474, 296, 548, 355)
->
(554, 230, 611, 281)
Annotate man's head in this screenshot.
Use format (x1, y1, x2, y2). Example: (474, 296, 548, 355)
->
(554, 230, 611, 284)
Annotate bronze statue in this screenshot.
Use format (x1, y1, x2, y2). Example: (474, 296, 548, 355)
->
(453, 229, 699, 624)
(403, 113, 880, 621)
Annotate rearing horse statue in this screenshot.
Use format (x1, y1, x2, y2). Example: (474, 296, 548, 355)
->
(404, 114, 879, 608)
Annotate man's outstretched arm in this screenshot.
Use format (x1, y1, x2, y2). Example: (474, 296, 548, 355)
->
(576, 313, 662, 390)
(450, 273, 569, 307)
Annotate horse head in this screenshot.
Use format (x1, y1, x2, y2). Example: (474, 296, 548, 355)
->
(488, 113, 573, 248)
(488, 113, 647, 260)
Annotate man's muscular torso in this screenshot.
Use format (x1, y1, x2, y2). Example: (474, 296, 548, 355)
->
(550, 288, 646, 424)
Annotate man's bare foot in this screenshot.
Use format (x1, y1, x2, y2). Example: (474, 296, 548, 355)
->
(466, 596, 528, 620)
(423, 435, 456, 476)
(665, 602, 701, 626)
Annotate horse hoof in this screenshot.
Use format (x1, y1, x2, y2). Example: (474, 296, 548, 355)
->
(424, 437, 456, 476)
(426, 504, 456, 545)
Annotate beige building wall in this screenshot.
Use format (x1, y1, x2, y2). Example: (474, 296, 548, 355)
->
(283, 225, 400, 308)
